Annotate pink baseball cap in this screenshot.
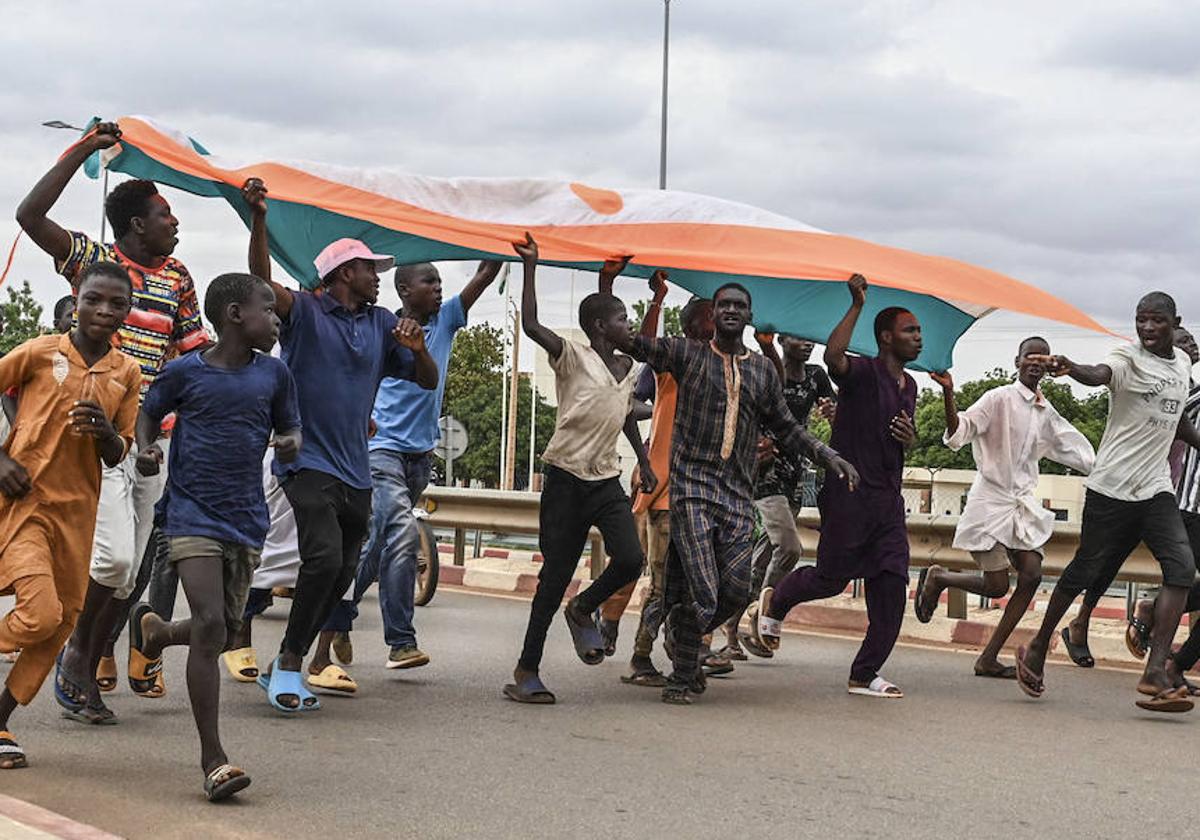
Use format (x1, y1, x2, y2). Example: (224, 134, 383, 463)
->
(313, 238, 395, 280)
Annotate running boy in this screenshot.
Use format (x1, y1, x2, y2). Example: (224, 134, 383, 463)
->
(914, 338, 1094, 678)
(0, 262, 140, 767)
(128, 273, 301, 800)
(504, 233, 656, 704)
(1015, 292, 1200, 712)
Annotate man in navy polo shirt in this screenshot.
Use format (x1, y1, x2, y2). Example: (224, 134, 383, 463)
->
(310, 258, 501, 679)
(242, 178, 437, 713)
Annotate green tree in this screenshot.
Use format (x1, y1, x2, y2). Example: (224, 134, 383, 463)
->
(631, 300, 682, 337)
(905, 367, 1109, 474)
(439, 324, 557, 488)
(0, 281, 46, 354)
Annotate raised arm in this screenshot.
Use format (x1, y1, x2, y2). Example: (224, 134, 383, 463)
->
(824, 274, 867, 378)
(1030, 354, 1112, 387)
(514, 232, 563, 359)
(640, 270, 669, 338)
(16, 121, 123, 263)
(597, 255, 632, 296)
(241, 178, 294, 319)
(460, 259, 503, 313)
(755, 332, 784, 381)
(930, 371, 959, 437)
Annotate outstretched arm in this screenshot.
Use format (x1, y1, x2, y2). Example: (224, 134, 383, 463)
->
(514, 232, 564, 360)
(242, 178, 294, 319)
(460, 259, 503, 313)
(1029, 354, 1112, 387)
(824, 274, 867, 378)
(16, 121, 123, 263)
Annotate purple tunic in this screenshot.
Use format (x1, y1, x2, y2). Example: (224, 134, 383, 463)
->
(816, 355, 917, 579)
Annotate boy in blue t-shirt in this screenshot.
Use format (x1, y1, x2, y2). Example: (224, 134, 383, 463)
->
(130, 273, 301, 802)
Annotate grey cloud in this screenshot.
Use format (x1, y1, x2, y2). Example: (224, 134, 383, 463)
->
(1053, 5, 1200, 76)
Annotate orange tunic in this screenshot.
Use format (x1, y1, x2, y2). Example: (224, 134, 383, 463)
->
(0, 334, 140, 703)
(631, 372, 677, 514)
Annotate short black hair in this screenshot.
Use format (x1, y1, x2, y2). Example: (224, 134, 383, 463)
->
(578, 292, 624, 333)
(1018, 335, 1049, 356)
(873, 306, 911, 344)
(105, 179, 160, 240)
(1138, 291, 1177, 318)
(680, 296, 711, 331)
(204, 272, 269, 333)
(713, 282, 752, 307)
(394, 262, 437, 296)
(78, 261, 132, 293)
(53, 295, 75, 323)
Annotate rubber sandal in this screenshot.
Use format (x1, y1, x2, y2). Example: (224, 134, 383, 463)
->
(306, 664, 358, 695)
(257, 658, 316, 713)
(1015, 645, 1044, 698)
(96, 656, 118, 693)
(128, 604, 165, 697)
(661, 684, 692, 705)
(562, 599, 605, 665)
(53, 652, 86, 713)
(61, 697, 118, 726)
(848, 676, 904, 698)
(913, 567, 936, 623)
(702, 652, 735, 677)
(502, 672, 556, 704)
(599, 618, 620, 658)
(738, 630, 774, 660)
(973, 663, 1017, 680)
(205, 763, 251, 802)
(716, 644, 748, 662)
(1125, 618, 1151, 660)
(621, 669, 668, 687)
(1135, 686, 1195, 714)
(222, 648, 259, 683)
(1059, 626, 1094, 668)
(0, 730, 28, 770)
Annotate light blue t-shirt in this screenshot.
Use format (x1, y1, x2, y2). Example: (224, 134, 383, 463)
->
(371, 295, 467, 454)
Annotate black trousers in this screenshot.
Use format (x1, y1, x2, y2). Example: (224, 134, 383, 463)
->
(280, 469, 371, 659)
(518, 466, 644, 671)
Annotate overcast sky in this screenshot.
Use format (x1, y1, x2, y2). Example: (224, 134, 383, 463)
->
(1, 0, 1197, 384)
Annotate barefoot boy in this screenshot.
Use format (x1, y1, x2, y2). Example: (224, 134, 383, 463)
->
(0, 262, 141, 767)
(129, 273, 301, 800)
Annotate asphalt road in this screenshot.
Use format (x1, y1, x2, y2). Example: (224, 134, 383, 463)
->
(1, 588, 1194, 840)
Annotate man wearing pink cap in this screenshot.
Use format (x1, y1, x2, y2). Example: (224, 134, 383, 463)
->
(239, 178, 437, 713)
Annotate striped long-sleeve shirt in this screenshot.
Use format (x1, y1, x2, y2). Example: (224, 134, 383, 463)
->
(630, 336, 836, 510)
(1172, 383, 1200, 515)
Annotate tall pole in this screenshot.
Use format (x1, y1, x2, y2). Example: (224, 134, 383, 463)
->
(528, 376, 537, 489)
(504, 310, 521, 490)
(498, 268, 511, 486)
(658, 0, 670, 190)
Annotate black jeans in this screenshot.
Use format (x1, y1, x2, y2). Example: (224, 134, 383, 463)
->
(518, 466, 644, 671)
(280, 469, 371, 659)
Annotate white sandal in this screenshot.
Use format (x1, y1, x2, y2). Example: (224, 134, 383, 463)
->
(848, 676, 904, 699)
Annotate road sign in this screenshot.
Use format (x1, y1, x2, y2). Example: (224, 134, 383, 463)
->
(436, 416, 469, 486)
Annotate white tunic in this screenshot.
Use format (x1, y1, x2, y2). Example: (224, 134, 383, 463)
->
(945, 382, 1095, 552)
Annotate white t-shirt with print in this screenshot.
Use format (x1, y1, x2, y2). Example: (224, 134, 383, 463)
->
(1086, 342, 1192, 502)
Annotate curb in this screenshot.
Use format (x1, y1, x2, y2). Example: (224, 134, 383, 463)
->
(0, 795, 123, 840)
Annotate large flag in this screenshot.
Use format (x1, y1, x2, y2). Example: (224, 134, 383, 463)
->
(94, 116, 1108, 370)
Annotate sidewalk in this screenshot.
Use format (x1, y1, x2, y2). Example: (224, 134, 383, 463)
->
(0, 795, 122, 840)
(436, 545, 1172, 670)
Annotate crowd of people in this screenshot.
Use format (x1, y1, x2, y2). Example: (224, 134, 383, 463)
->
(2, 120, 1200, 801)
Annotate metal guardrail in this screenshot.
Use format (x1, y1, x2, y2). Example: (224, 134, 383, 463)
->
(425, 486, 1162, 619)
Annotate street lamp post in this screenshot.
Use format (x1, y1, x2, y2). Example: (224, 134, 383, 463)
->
(659, 0, 670, 190)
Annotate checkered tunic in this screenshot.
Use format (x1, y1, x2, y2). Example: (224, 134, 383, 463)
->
(630, 337, 838, 638)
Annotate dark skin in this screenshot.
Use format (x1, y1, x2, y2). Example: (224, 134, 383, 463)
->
(130, 283, 300, 778)
(920, 339, 1050, 678)
(781, 336, 836, 421)
(17, 121, 179, 270)
(825, 274, 919, 452)
(511, 232, 657, 689)
(0, 273, 132, 757)
(1020, 301, 1198, 701)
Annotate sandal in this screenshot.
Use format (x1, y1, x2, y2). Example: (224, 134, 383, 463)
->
(257, 658, 320, 713)
(53, 652, 87, 714)
(222, 647, 259, 683)
(204, 763, 251, 802)
(848, 676, 904, 698)
(620, 669, 668, 687)
(738, 630, 774, 660)
(502, 672, 556, 704)
(598, 617, 620, 658)
(306, 664, 358, 695)
(716, 643, 748, 662)
(61, 696, 118, 726)
(562, 599, 605, 665)
(913, 567, 937, 623)
(1135, 686, 1195, 714)
(96, 656, 118, 693)
(661, 684, 692, 705)
(1125, 618, 1151, 660)
(1015, 645, 1044, 698)
(0, 731, 27, 770)
(1059, 626, 1094, 668)
(128, 604, 165, 698)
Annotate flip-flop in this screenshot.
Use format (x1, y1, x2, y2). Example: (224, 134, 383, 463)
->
(562, 600, 605, 665)
(204, 763, 251, 802)
(258, 658, 318, 713)
(701, 653, 735, 677)
(738, 630, 774, 660)
(1135, 686, 1195, 714)
(53, 652, 86, 713)
(306, 664, 358, 695)
(222, 648, 259, 683)
(1014, 645, 1044, 698)
(128, 604, 165, 697)
(848, 676, 904, 698)
(598, 618, 620, 658)
(96, 656, 118, 693)
(0, 731, 27, 770)
(61, 698, 118, 726)
(1059, 626, 1094, 668)
(751, 587, 781, 651)
(913, 567, 939, 623)
(620, 669, 668, 687)
(1125, 618, 1151, 660)
(503, 672, 556, 704)
(974, 663, 1018, 680)
(661, 684, 692, 705)
(716, 644, 748, 662)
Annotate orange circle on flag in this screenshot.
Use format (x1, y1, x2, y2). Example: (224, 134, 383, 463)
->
(570, 182, 624, 215)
